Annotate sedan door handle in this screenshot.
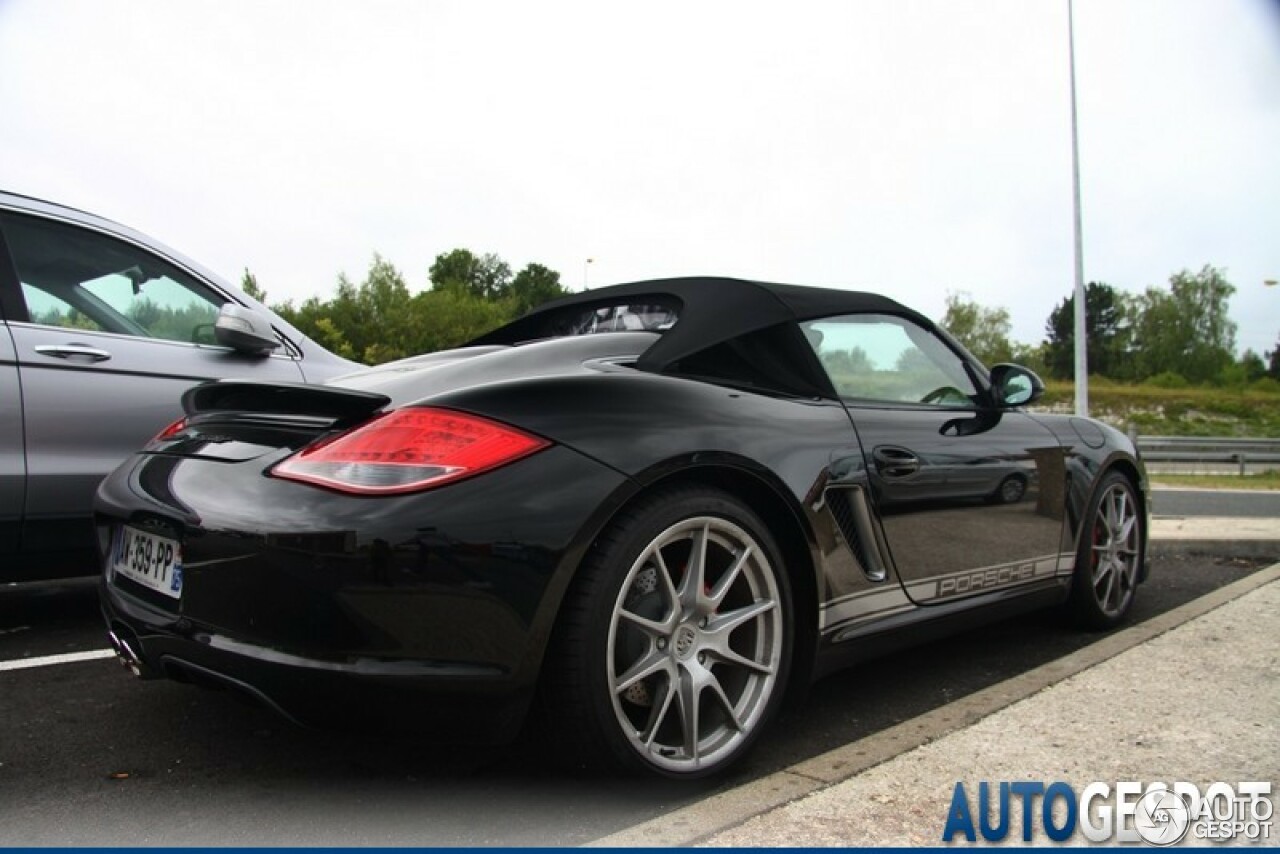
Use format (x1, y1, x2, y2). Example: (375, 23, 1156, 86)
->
(34, 344, 113, 362)
(873, 446, 920, 478)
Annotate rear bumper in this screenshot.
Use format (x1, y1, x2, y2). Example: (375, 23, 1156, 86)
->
(94, 443, 631, 737)
(101, 582, 533, 738)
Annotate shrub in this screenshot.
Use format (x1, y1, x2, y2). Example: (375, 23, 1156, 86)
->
(1250, 377, 1280, 394)
(1147, 371, 1189, 389)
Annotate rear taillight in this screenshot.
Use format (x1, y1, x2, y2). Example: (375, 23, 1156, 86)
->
(153, 416, 189, 442)
(271, 407, 550, 495)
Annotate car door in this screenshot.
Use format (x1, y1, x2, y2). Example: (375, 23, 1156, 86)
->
(802, 312, 1068, 606)
(0, 318, 23, 557)
(0, 208, 309, 560)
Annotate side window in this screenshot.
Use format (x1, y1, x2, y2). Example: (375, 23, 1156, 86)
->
(21, 285, 103, 332)
(2, 211, 225, 346)
(801, 314, 979, 406)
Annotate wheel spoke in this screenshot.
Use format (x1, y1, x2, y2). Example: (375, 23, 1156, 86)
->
(651, 549, 681, 616)
(707, 546, 751, 609)
(1119, 559, 1137, 587)
(706, 672, 744, 733)
(707, 642, 775, 676)
(614, 650, 671, 696)
(1093, 559, 1114, 592)
(1117, 514, 1136, 545)
(618, 607, 670, 639)
(677, 523, 710, 611)
(1109, 490, 1127, 534)
(675, 670, 702, 762)
(640, 678, 675, 748)
(709, 597, 776, 635)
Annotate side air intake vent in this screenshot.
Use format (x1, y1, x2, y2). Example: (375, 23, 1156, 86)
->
(824, 486, 887, 581)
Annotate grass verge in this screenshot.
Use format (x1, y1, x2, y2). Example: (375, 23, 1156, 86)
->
(1149, 472, 1280, 491)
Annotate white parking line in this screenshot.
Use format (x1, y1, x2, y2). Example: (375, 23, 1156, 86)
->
(0, 649, 115, 672)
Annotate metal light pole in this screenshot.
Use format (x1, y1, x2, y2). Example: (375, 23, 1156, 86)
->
(583, 257, 594, 291)
(1068, 0, 1089, 416)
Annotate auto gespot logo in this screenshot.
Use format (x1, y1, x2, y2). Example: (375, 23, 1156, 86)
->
(942, 780, 1273, 845)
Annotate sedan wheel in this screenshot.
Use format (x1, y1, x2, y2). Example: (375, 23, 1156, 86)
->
(996, 474, 1026, 504)
(1069, 472, 1143, 628)
(545, 487, 791, 778)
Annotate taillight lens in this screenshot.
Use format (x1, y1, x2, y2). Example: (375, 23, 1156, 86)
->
(153, 416, 189, 442)
(271, 407, 550, 495)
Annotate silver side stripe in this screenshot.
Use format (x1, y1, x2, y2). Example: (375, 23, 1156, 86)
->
(820, 586, 913, 632)
(819, 552, 1069, 630)
(908, 553, 1062, 602)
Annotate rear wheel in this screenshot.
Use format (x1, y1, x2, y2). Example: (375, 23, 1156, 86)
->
(544, 487, 791, 778)
(1068, 471, 1143, 629)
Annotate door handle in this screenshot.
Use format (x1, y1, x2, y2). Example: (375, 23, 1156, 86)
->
(34, 344, 112, 362)
(873, 446, 920, 478)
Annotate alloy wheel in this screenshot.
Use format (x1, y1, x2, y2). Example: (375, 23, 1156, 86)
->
(1089, 481, 1140, 618)
(606, 516, 783, 774)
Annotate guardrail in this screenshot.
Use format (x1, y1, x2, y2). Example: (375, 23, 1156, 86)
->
(1137, 436, 1280, 475)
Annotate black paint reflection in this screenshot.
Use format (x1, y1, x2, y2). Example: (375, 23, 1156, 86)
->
(840, 406, 1068, 606)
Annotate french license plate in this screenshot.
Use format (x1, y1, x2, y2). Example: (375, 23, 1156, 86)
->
(110, 526, 183, 599)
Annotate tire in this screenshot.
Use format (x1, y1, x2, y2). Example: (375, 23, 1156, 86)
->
(1068, 471, 1144, 629)
(993, 474, 1027, 504)
(542, 486, 792, 778)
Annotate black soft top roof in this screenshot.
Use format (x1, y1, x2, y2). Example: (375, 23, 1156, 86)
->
(468, 276, 934, 373)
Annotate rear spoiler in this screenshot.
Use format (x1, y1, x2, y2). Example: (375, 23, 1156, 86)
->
(182, 380, 390, 421)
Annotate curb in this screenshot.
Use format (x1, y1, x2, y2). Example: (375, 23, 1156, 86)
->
(1149, 539, 1280, 559)
(585, 561, 1280, 847)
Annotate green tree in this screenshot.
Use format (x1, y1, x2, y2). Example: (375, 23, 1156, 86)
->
(1220, 349, 1268, 387)
(274, 250, 563, 366)
(277, 255, 416, 364)
(241, 268, 267, 303)
(1010, 341, 1049, 377)
(509, 262, 568, 314)
(429, 249, 513, 300)
(1130, 265, 1237, 384)
(309, 316, 357, 361)
(1266, 335, 1280, 380)
(408, 288, 514, 353)
(1043, 282, 1131, 380)
(941, 292, 1013, 366)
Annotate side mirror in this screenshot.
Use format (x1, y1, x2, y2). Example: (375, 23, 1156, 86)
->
(988, 364, 1044, 408)
(214, 303, 280, 354)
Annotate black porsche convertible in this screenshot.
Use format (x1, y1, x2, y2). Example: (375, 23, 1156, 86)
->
(96, 277, 1147, 778)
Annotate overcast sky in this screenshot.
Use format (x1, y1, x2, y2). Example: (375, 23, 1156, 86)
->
(2, 0, 1277, 356)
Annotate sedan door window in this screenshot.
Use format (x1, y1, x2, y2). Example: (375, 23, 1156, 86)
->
(4, 212, 223, 345)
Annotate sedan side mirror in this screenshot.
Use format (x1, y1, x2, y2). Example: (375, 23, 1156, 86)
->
(214, 303, 280, 354)
(988, 364, 1045, 408)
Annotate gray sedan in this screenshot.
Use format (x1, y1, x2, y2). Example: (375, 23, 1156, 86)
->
(0, 191, 357, 581)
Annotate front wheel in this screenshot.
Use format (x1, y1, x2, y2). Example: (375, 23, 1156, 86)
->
(1068, 472, 1144, 629)
(544, 487, 791, 778)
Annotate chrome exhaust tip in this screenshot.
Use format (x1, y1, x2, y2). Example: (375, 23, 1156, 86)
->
(107, 629, 144, 678)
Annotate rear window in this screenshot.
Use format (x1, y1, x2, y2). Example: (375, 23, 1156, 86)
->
(547, 303, 678, 337)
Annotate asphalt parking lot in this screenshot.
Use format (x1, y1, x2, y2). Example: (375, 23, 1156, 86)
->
(0, 547, 1272, 846)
